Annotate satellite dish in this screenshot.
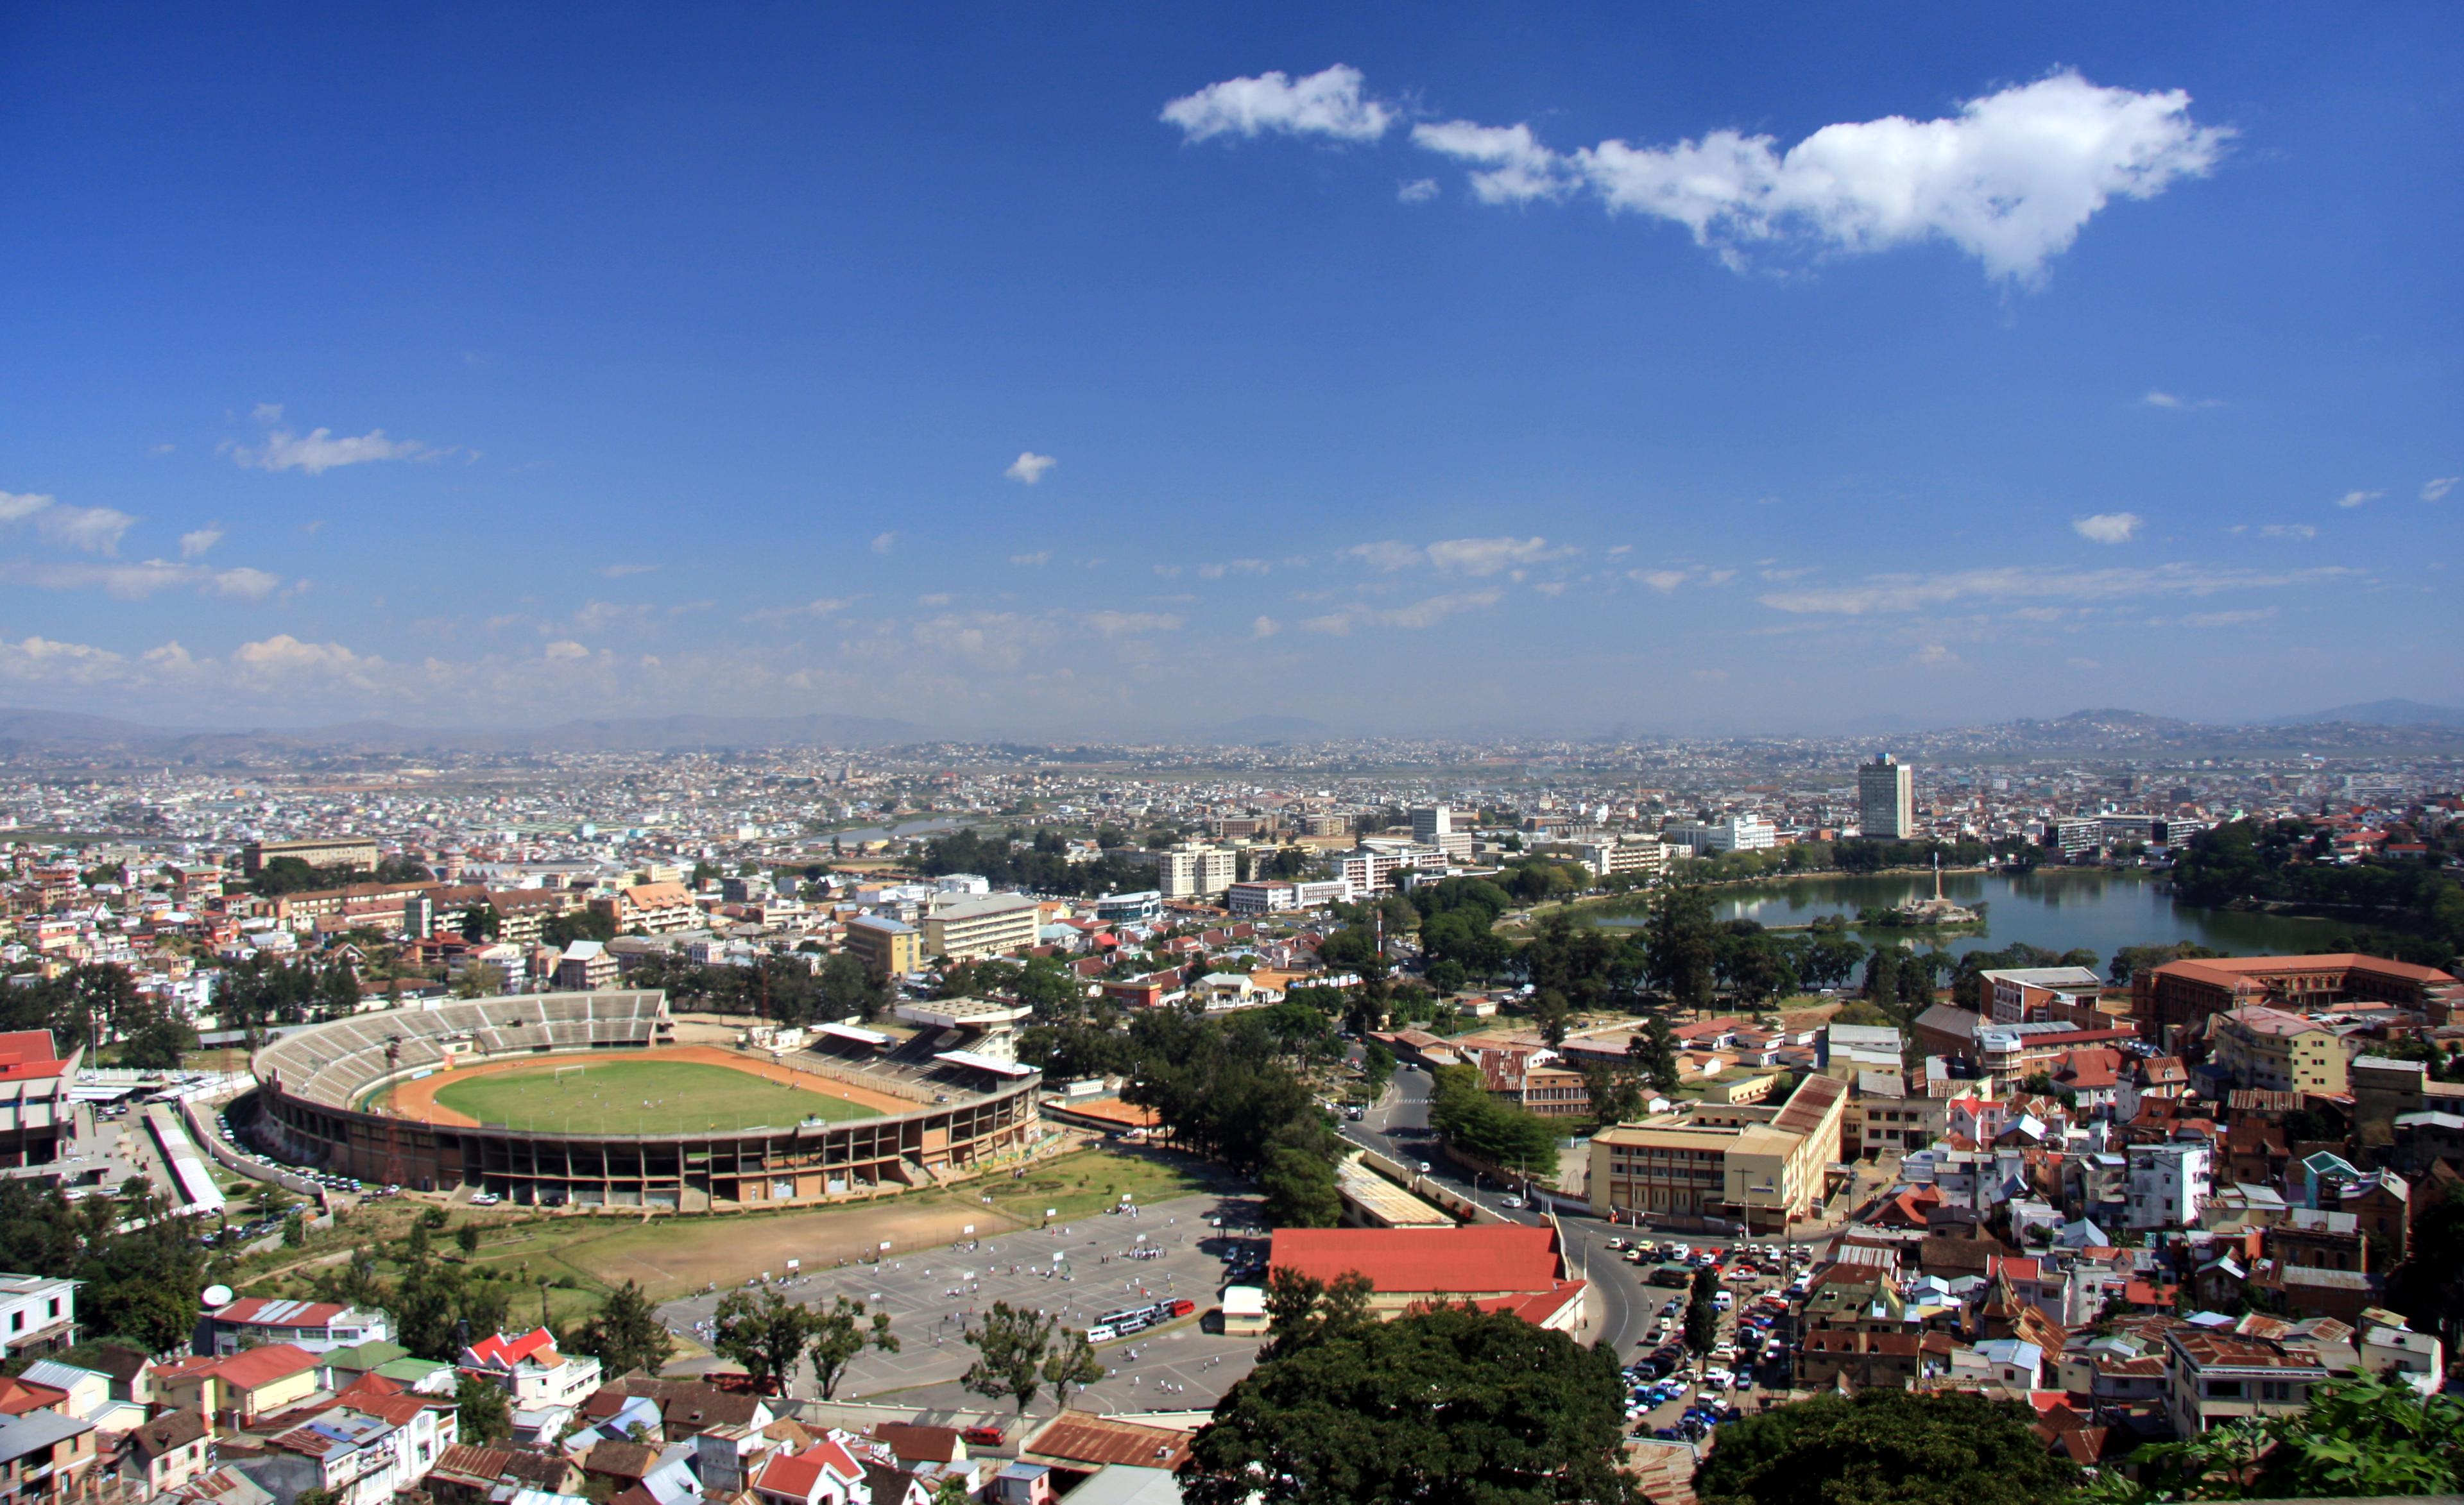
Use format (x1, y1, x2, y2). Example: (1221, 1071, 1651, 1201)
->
(201, 1284, 234, 1309)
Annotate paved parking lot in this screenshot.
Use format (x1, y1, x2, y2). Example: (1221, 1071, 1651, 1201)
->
(657, 1187, 1275, 1413)
(1607, 1241, 1808, 1441)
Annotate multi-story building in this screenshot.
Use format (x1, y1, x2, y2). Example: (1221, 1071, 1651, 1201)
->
(1093, 891, 1163, 924)
(1663, 818, 1776, 854)
(2126, 1141, 2211, 1230)
(1983, 967, 2107, 1026)
(1586, 1074, 1848, 1233)
(1156, 847, 1237, 900)
(2207, 1007, 2348, 1096)
(1410, 808, 1475, 864)
(1222, 879, 1351, 916)
(1858, 756, 1915, 840)
(0, 1035, 78, 1171)
(920, 894, 1041, 964)
(244, 837, 381, 876)
(594, 882, 700, 935)
(843, 915, 921, 979)
(2162, 1327, 2327, 1436)
(1333, 844, 1446, 894)
(2132, 952, 2463, 1046)
(1573, 839, 1664, 880)
(0, 1275, 76, 1358)
(0, 1409, 99, 1505)
(460, 1327, 602, 1409)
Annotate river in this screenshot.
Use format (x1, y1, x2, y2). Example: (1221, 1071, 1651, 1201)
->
(1582, 869, 2343, 960)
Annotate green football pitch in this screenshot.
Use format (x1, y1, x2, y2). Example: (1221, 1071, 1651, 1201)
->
(429, 1059, 883, 1134)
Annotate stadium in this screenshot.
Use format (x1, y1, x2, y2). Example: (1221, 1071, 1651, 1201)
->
(245, 992, 1043, 1209)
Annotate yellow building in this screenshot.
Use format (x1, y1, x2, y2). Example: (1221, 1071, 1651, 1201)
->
(843, 914, 923, 978)
(1587, 1073, 1847, 1233)
(921, 894, 1041, 963)
(2207, 1006, 2348, 1096)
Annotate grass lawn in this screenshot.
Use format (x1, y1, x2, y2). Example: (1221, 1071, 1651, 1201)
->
(431, 1059, 880, 1134)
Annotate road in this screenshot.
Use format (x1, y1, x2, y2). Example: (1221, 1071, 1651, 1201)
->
(1342, 1061, 1814, 1366)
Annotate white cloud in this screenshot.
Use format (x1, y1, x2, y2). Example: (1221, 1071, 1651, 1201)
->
(917, 593, 955, 607)
(1198, 559, 1270, 578)
(0, 492, 53, 523)
(36, 505, 135, 554)
(542, 640, 590, 661)
(2141, 389, 2223, 410)
(1082, 611, 1185, 637)
(1395, 71, 2230, 282)
(1759, 561, 2357, 615)
(2424, 477, 2460, 503)
(597, 563, 657, 579)
(871, 532, 898, 554)
(1161, 64, 1393, 144)
(210, 567, 282, 600)
(2180, 607, 2276, 628)
(179, 528, 225, 559)
(2066, 657, 2101, 669)
(2073, 512, 2142, 543)
(2335, 489, 2381, 509)
(1004, 452, 1057, 485)
(1397, 178, 1439, 203)
(1410, 120, 1571, 205)
(225, 405, 442, 474)
(1298, 612, 1354, 636)
(1345, 536, 1566, 575)
(1009, 551, 1052, 566)
(1251, 615, 1281, 638)
(1379, 589, 1502, 629)
(2257, 524, 2317, 540)
(1635, 569, 1688, 592)
(1913, 644, 1963, 667)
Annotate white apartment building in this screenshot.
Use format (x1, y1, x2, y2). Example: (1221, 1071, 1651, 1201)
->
(1224, 879, 1352, 916)
(1410, 808, 1476, 863)
(2126, 1141, 2211, 1230)
(1664, 817, 1775, 854)
(1859, 754, 1915, 840)
(0, 1274, 76, 1357)
(1335, 843, 1446, 894)
(1156, 847, 1237, 899)
(1575, 838, 1665, 880)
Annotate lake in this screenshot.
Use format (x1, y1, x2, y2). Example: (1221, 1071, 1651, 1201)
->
(1582, 869, 2343, 962)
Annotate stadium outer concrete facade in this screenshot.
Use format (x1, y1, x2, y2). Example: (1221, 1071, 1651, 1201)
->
(248, 992, 1041, 1210)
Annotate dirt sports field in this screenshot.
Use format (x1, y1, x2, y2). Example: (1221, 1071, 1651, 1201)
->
(375, 1045, 914, 1130)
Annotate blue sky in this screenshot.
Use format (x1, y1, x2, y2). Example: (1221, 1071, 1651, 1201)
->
(0, 3, 2455, 735)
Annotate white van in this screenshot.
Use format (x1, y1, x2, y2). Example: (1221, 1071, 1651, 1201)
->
(1085, 1323, 1117, 1343)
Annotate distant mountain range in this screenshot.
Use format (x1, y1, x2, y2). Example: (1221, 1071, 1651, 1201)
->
(2269, 699, 2464, 728)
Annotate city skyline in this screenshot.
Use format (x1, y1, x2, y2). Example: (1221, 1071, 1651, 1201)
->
(0, 3, 2456, 735)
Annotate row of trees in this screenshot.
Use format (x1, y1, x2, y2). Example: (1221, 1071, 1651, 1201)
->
(2174, 819, 2464, 969)
(705, 1286, 896, 1398)
(1428, 1062, 1561, 1179)
(0, 961, 197, 1066)
(619, 951, 892, 1025)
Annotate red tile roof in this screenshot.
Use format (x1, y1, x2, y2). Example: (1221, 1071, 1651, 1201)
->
(195, 1343, 321, 1393)
(1270, 1225, 1563, 1295)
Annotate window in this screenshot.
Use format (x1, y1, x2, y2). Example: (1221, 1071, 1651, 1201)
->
(2205, 1379, 2243, 1399)
(44, 1298, 57, 1319)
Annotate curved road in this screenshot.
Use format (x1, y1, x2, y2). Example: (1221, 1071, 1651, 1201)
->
(1344, 1062, 1802, 1365)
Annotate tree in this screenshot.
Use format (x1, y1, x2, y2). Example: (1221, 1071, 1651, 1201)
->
(1696, 1390, 2077, 1505)
(1684, 1267, 1720, 1364)
(571, 1279, 674, 1379)
(456, 1370, 512, 1443)
(1627, 1017, 1679, 1093)
(962, 1302, 1056, 1415)
(1179, 1297, 1643, 1505)
(2082, 1377, 2464, 1503)
(1260, 1141, 1342, 1229)
(454, 1223, 481, 1257)
(2388, 1180, 2464, 1352)
(1041, 1328, 1106, 1412)
(807, 1295, 898, 1400)
(1360, 1041, 1395, 1100)
(710, 1288, 815, 1395)
(1646, 885, 1718, 1010)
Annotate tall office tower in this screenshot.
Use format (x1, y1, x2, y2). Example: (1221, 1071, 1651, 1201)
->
(1410, 806, 1453, 844)
(1858, 754, 1915, 840)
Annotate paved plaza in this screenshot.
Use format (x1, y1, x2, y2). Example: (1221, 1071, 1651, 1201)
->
(656, 1187, 1275, 1414)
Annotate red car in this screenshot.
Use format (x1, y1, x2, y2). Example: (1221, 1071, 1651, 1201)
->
(962, 1425, 1005, 1448)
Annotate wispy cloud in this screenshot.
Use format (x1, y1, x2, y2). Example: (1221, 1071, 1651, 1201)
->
(0, 559, 284, 600)
(597, 563, 657, 579)
(1251, 615, 1282, 638)
(2420, 477, 2457, 503)
(179, 528, 225, 559)
(1301, 589, 1505, 634)
(1197, 559, 1270, 578)
(1004, 452, 1057, 485)
(2140, 389, 2223, 410)
(1634, 569, 1688, 592)
(2073, 512, 2142, 544)
(1009, 551, 1051, 566)
(223, 403, 445, 475)
(1161, 64, 1394, 144)
(1913, 644, 1963, 667)
(1397, 178, 1439, 203)
(1343, 536, 1568, 575)
(1082, 611, 1185, 637)
(871, 532, 898, 554)
(1181, 69, 2227, 284)
(2180, 607, 2276, 628)
(0, 492, 138, 555)
(2335, 489, 2381, 509)
(1759, 562, 2357, 615)
(2257, 524, 2317, 540)
(747, 597, 859, 622)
